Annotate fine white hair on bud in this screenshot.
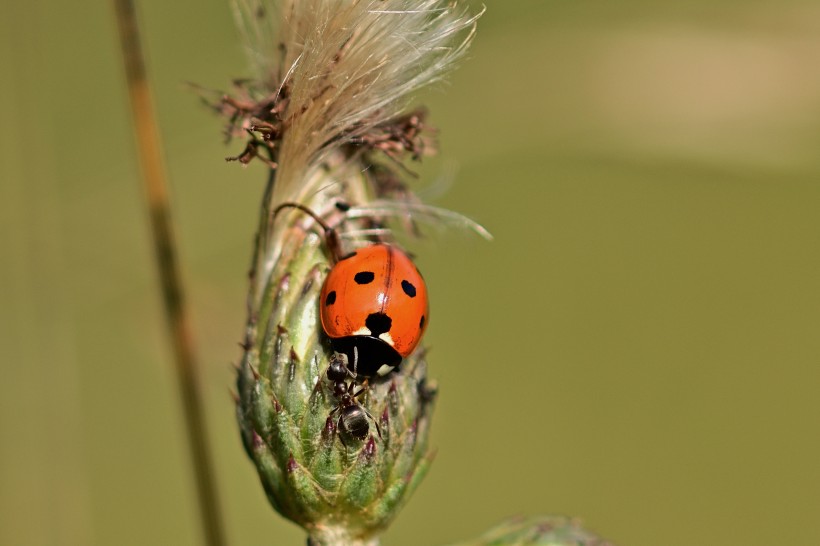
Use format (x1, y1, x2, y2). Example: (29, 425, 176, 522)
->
(230, 0, 480, 206)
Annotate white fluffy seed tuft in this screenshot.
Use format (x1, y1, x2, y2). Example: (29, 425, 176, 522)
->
(231, 0, 480, 205)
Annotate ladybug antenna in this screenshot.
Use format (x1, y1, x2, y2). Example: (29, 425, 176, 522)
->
(272, 202, 343, 262)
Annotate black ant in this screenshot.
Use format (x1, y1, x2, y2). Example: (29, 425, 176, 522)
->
(326, 347, 381, 445)
(273, 202, 385, 443)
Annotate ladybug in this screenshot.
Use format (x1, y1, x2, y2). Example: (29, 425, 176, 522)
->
(274, 202, 429, 378)
(320, 243, 428, 377)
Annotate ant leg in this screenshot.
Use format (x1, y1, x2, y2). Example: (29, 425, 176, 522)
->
(361, 406, 383, 439)
(337, 415, 348, 448)
(351, 386, 366, 398)
(348, 381, 381, 439)
(313, 363, 331, 394)
(351, 346, 359, 379)
(311, 361, 340, 402)
(348, 349, 370, 400)
(350, 379, 371, 400)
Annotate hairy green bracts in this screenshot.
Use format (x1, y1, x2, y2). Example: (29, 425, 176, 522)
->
(448, 516, 613, 546)
(235, 158, 435, 544)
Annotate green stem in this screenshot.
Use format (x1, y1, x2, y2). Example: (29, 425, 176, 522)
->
(307, 528, 380, 546)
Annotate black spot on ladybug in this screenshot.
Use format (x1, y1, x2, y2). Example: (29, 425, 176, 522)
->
(366, 312, 392, 336)
(354, 271, 375, 284)
(419, 315, 425, 329)
(325, 291, 336, 306)
(339, 251, 358, 262)
(401, 280, 416, 298)
(335, 201, 351, 212)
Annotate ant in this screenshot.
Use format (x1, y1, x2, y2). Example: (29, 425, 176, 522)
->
(326, 347, 382, 445)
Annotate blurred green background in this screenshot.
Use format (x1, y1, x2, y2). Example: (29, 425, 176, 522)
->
(2, 0, 820, 545)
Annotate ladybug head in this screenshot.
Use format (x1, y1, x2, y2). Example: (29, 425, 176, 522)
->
(330, 335, 403, 377)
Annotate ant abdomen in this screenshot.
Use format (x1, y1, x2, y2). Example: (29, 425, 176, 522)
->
(340, 405, 370, 441)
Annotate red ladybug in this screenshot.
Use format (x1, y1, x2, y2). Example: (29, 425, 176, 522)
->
(273, 202, 429, 378)
(320, 244, 428, 377)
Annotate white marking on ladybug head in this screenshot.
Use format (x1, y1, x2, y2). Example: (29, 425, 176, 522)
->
(379, 332, 394, 346)
(376, 364, 395, 376)
(352, 326, 371, 336)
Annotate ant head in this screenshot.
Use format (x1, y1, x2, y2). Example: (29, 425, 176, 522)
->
(327, 351, 350, 382)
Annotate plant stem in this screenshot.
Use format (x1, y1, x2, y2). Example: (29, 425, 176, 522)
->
(307, 528, 380, 546)
(112, 1, 226, 545)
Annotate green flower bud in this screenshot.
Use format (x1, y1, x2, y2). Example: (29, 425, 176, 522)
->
(235, 158, 436, 545)
(223, 2, 483, 543)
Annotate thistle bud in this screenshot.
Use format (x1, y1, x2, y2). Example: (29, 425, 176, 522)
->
(235, 175, 436, 543)
(223, 1, 480, 543)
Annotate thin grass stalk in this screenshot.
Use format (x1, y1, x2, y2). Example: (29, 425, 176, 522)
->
(112, 2, 226, 545)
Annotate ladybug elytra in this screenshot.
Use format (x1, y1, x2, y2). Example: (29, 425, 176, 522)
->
(273, 202, 429, 378)
(320, 243, 428, 377)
